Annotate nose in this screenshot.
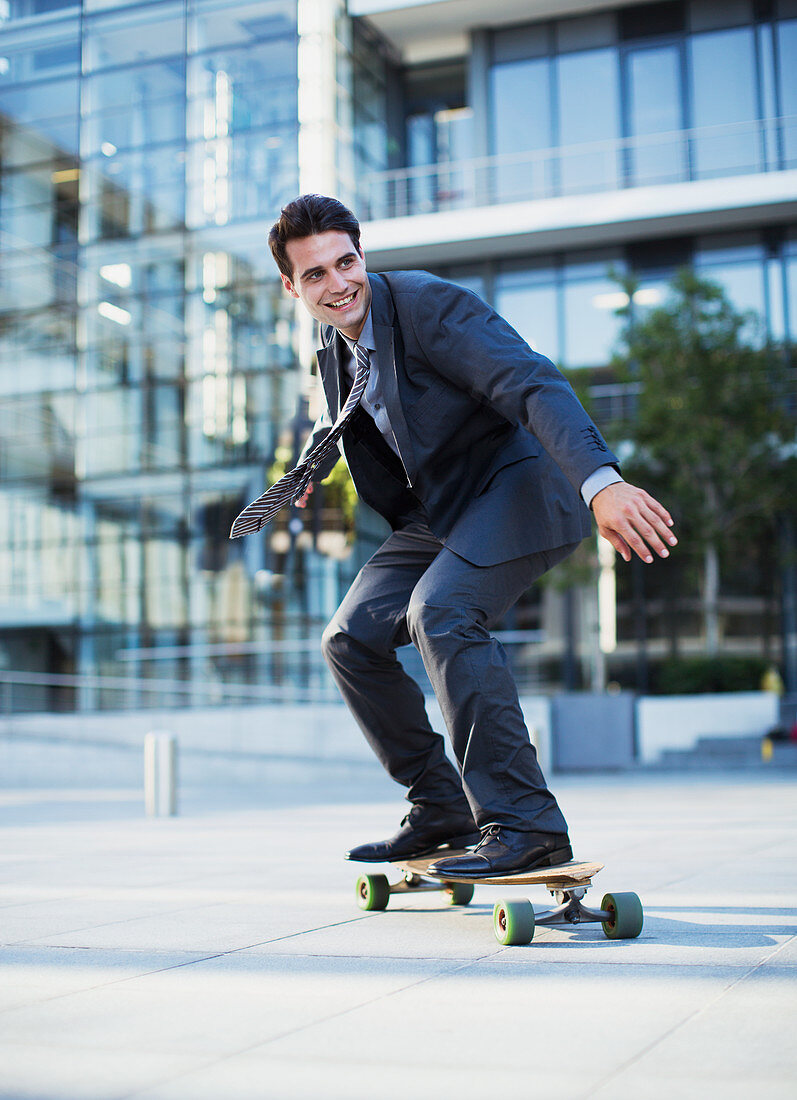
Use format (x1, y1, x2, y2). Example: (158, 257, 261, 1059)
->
(327, 269, 348, 295)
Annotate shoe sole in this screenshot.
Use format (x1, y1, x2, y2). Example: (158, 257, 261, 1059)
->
(345, 830, 482, 863)
(428, 845, 574, 880)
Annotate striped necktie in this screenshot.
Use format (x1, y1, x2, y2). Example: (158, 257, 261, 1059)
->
(230, 343, 371, 538)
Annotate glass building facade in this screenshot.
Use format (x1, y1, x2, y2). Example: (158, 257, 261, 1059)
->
(360, 0, 797, 217)
(354, 0, 797, 687)
(0, 0, 371, 711)
(1, 0, 794, 711)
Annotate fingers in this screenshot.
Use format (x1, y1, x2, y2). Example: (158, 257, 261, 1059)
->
(603, 530, 633, 563)
(593, 484, 678, 565)
(625, 499, 676, 563)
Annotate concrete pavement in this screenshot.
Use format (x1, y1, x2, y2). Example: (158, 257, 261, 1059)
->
(1, 767, 796, 1099)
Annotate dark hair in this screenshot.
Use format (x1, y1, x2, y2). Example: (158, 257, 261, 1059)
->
(269, 194, 361, 280)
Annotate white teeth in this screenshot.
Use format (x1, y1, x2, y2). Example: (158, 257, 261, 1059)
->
(330, 293, 355, 307)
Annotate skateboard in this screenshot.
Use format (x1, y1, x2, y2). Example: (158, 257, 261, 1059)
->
(354, 850, 643, 945)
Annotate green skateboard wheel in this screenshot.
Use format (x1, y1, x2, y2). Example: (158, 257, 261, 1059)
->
(356, 873, 390, 911)
(445, 882, 475, 906)
(601, 892, 644, 939)
(493, 898, 535, 945)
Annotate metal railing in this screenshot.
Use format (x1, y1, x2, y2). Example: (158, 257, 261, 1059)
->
(360, 116, 797, 222)
(0, 629, 545, 714)
(0, 663, 339, 714)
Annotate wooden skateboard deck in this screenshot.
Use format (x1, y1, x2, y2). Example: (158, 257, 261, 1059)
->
(394, 851, 604, 888)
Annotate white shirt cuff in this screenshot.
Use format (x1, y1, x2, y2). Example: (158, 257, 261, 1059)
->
(581, 466, 624, 509)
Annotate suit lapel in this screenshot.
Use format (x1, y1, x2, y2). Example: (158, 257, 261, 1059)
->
(370, 275, 417, 483)
(317, 327, 343, 419)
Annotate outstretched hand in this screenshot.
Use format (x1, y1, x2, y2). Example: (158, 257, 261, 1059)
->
(591, 482, 677, 564)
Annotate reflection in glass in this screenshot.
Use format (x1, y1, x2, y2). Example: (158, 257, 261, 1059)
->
(626, 45, 685, 185)
(494, 265, 559, 363)
(557, 48, 620, 193)
(82, 3, 186, 70)
(0, 78, 80, 157)
(562, 259, 625, 369)
(489, 57, 552, 202)
(187, 42, 297, 139)
(785, 238, 797, 343)
(689, 28, 759, 177)
(190, 0, 297, 53)
(695, 240, 767, 343)
(777, 20, 797, 169)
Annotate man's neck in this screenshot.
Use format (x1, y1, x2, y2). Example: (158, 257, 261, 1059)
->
(337, 307, 372, 347)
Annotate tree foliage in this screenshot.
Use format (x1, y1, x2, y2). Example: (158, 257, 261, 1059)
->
(612, 268, 795, 549)
(610, 268, 796, 653)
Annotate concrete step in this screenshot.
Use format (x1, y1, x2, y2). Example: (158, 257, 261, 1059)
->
(657, 734, 797, 769)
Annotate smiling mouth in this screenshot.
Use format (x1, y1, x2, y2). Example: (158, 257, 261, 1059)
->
(327, 291, 357, 310)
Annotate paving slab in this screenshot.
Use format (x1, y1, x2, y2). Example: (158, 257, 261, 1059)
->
(0, 770, 795, 1100)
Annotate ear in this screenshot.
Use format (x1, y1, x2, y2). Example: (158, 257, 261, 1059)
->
(281, 272, 299, 299)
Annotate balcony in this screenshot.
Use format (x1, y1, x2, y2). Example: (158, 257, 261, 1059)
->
(360, 116, 797, 266)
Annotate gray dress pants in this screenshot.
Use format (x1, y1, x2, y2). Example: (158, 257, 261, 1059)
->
(321, 516, 577, 834)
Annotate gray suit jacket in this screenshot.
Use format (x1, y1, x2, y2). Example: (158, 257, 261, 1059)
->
(302, 270, 618, 566)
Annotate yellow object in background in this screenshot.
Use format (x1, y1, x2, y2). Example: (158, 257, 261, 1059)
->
(761, 666, 784, 695)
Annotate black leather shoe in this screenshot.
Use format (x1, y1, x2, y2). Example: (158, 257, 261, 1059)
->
(425, 825, 573, 879)
(345, 804, 480, 863)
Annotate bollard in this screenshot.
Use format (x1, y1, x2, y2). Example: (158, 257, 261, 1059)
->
(144, 732, 178, 817)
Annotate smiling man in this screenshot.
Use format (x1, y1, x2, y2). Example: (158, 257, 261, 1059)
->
(236, 194, 677, 880)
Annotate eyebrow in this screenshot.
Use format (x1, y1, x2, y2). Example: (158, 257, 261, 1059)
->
(299, 252, 358, 280)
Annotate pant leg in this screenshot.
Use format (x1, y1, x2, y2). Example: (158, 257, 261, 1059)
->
(321, 520, 473, 817)
(405, 542, 579, 834)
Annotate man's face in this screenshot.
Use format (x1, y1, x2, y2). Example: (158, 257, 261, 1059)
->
(281, 231, 372, 340)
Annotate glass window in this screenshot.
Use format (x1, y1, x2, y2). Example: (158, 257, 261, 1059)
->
(186, 41, 297, 142)
(0, 308, 76, 393)
(785, 233, 797, 342)
(84, 91, 186, 156)
(695, 237, 767, 342)
(494, 264, 560, 363)
(190, 0, 297, 53)
(562, 256, 625, 369)
(0, 394, 76, 480)
(489, 58, 553, 201)
(83, 3, 186, 71)
(689, 27, 760, 177)
(440, 268, 487, 302)
(776, 20, 797, 168)
(82, 59, 186, 159)
(626, 44, 685, 185)
(0, 80, 80, 157)
(83, 63, 185, 115)
(766, 254, 786, 341)
(84, 150, 186, 241)
(556, 47, 620, 193)
(83, 390, 143, 474)
(402, 62, 470, 213)
(186, 126, 297, 227)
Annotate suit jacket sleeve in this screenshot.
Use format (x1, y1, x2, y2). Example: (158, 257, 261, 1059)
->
(408, 278, 618, 493)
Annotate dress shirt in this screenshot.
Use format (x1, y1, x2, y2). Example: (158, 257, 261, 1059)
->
(339, 312, 402, 457)
(337, 309, 622, 508)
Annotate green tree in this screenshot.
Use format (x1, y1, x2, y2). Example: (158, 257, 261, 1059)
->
(611, 268, 795, 654)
